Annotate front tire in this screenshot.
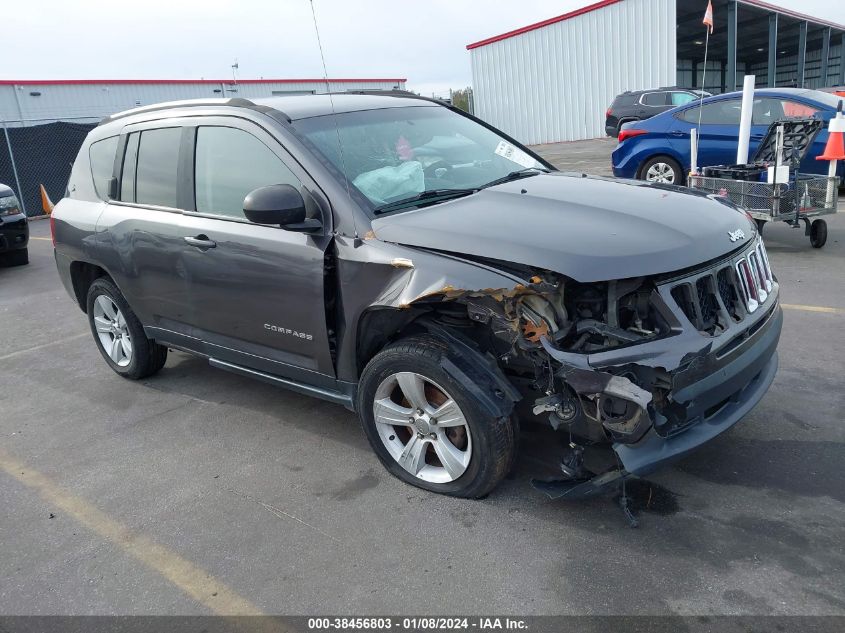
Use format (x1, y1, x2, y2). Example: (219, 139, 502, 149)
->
(639, 156, 684, 185)
(357, 335, 515, 498)
(86, 277, 167, 380)
(3, 248, 28, 266)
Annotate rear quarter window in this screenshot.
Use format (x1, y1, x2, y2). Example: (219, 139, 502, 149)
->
(89, 136, 119, 200)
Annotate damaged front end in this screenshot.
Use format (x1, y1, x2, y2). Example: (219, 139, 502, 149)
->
(398, 237, 782, 500)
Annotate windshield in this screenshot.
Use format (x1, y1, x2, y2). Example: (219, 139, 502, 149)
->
(292, 105, 548, 214)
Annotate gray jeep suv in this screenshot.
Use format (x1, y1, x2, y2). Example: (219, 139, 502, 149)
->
(52, 93, 781, 499)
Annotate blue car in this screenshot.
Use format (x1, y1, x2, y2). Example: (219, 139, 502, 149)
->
(612, 88, 845, 185)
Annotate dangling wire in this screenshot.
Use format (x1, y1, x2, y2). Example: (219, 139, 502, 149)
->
(309, 0, 359, 237)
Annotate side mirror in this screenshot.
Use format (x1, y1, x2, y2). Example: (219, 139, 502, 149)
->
(243, 184, 322, 232)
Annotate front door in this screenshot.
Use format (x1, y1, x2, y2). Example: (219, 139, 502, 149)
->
(178, 119, 335, 386)
(670, 98, 743, 169)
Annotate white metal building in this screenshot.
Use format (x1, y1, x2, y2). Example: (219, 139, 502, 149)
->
(467, 0, 845, 144)
(0, 78, 406, 127)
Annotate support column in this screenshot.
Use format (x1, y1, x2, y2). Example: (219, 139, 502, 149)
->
(839, 33, 845, 86)
(797, 21, 807, 88)
(767, 14, 778, 87)
(820, 28, 831, 87)
(727, 0, 737, 91)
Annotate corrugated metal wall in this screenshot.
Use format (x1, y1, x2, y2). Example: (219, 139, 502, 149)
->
(749, 44, 843, 89)
(0, 79, 405, 127)
(469, 0, 676, 144)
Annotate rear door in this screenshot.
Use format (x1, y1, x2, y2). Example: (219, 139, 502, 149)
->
(96, 122, 194, 337)
(178, 117, 336, 384)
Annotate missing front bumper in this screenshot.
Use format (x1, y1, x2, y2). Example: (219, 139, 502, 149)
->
(532, 305, 782, 500)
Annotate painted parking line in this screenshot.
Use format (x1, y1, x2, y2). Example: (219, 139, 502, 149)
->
(0, 449, 263, 616)
(29, 236, 52, 241)
(0, 333, 89, 362)
(781, 303, 844, 314)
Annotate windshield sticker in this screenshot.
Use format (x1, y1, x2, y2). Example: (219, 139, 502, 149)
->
(494, 141, 537, 169)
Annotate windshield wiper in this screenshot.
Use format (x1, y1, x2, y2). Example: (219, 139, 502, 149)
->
(372, 188, 479, 214)
(479, 167, 550, 190)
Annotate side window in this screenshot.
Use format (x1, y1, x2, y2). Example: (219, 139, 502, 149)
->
(751, 98, 785, 126)
(680, 100, 741, 125)
(135, 128, 182, 208)
(194, 126, 300, 219)
(641, 92, 669, 106)
(671, 92, 697, 106)
(89, 136, 119, 200)
(120, 132, 140, 202)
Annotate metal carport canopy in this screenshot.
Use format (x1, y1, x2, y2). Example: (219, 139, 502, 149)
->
(676, 0, 845, 91)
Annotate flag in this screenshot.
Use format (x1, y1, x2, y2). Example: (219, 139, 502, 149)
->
(702, 0, 714, 34)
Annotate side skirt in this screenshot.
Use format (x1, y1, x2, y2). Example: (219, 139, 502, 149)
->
(208, 357, 355, 410)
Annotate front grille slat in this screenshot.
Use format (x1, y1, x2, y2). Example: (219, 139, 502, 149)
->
(670, 237, 773, 335)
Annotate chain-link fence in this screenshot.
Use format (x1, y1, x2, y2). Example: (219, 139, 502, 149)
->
(1, 120, 95, 218)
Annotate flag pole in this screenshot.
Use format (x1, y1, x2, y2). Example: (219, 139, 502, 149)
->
(695, 27, 710, 174)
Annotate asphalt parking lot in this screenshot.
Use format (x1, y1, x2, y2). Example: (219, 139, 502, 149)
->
(2, 157, 845, 616)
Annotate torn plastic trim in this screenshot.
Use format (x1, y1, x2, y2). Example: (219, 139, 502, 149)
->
(530, 354, 773, 500)
(418, 320, 522, 419)
(615, 349, 779, 476)
(531, 468, 626, 500)
(533, 306, 781, 500)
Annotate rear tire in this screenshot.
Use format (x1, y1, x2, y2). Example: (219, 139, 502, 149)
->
(86, 277, 167, 380)
(639, 156, 684, 186)
(357, 335, 515, 498)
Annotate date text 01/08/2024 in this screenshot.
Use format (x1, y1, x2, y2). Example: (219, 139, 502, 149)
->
(306, 617, 528, 630)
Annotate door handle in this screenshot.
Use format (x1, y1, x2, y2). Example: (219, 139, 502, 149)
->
(669, 131, 686, 137)
(184, 235, 217, 249)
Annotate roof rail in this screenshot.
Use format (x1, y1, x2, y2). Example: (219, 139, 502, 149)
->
(98, 97, 265, 126)
(337, 89, 450, 105)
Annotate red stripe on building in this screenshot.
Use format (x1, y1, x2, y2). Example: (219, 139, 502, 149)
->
(466, 0, 622, 50)
(465, 0, 845, 51)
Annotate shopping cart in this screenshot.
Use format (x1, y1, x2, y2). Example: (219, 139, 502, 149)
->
(688, 118, 838, 248)
(687, 173, 838, 248)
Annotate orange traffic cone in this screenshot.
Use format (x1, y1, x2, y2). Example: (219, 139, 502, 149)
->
(816, 116, 845, 161)
(39, 184, 54, 215)
(816, 113, 843, 209)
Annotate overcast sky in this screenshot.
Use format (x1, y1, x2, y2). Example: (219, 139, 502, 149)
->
(6, 0, 845, 96)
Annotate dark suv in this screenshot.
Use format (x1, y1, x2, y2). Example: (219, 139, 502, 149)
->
(605, 88, 706, 137)
(52, 94, 781, 499)
(0, 183, 29, 266)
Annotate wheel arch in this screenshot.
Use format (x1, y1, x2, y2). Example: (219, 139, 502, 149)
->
(362, 317, 520, 419)
(69, 260, 113, 313)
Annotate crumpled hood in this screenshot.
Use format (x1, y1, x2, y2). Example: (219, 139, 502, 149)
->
(370, 173, 756, 282)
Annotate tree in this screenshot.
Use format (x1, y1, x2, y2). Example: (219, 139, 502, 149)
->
(450, 87, 473, 113)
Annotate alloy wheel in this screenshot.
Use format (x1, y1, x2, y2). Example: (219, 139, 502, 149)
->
(372, 372, 472, 483)
(92, 295, 133, 367)
(645, 162, 676, 183)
